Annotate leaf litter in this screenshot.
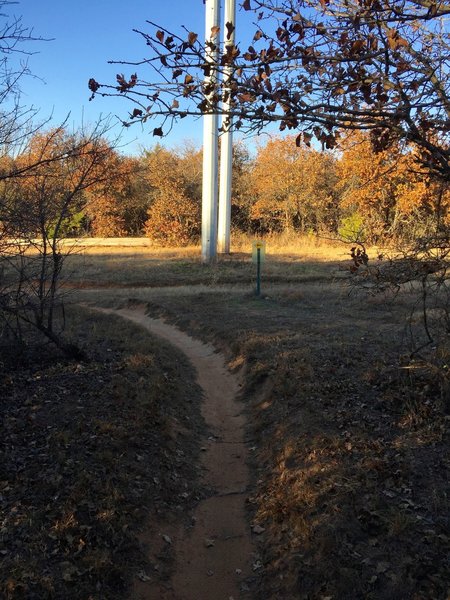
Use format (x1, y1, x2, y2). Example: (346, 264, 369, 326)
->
(0, 305, 205, 599)
(137, 281, 449, 600)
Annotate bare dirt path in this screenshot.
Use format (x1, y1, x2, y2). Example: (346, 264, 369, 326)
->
(94, 305, 255, 600)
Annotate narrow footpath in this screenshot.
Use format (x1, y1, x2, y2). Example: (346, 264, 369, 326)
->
(97, 306, 255, 600)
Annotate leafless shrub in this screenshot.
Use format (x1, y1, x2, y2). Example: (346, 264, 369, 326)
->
(346, 232, 450, 405)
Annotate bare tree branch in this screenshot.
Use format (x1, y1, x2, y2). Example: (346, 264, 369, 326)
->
(91, 0, 450, 179)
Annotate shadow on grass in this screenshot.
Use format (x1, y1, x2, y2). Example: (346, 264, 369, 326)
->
(62, 251, 345, 289)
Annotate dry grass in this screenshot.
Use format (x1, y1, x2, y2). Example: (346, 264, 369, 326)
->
(3, 236, 448, 599)
(14, 233, 380, 264)
(117, 282, 447, 600)
(230, 231, 364, 261)
(60, 232, 373, 260)
(7, 235, 371, 290)
(56, 234, 362, 290)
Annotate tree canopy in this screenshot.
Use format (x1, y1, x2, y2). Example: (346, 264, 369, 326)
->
(90, 0, 450, 179)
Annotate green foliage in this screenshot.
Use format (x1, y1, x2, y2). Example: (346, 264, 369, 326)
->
(47, 209, 85, 239)
(338, 212, 366, 242)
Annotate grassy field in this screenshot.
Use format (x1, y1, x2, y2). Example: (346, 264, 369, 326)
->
(2, 237, 449, 599)
(61, 236, 351, 289)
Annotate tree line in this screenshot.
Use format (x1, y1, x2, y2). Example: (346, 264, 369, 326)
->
(4, 127, 446, 246)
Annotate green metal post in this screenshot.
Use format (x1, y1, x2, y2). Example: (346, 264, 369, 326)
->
(256, 247, 261, 296)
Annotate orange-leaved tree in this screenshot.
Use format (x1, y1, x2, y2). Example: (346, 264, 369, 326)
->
(338, 131, 450, 243)
(84, 153, 141, 237)
(143, 144, 201, 245)
(0, 123, 118, 356)
(249, 136, 339, 234)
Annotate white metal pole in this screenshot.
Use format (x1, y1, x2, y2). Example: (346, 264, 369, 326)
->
(218, 0, 236, 254)
(202, 0, 220, 263)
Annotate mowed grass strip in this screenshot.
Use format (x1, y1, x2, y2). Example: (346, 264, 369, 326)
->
(0, 305, 204, 600)
(60, 235, 355, 289)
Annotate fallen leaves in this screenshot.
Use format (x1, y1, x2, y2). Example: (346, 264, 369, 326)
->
(137, 570, 152, 582)
(238, 297, 449, 599)
(252, 524, 266, 535)
(0, 306, 205, 599)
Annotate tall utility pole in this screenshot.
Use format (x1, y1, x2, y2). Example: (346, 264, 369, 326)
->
(201, 0, 220, 263)
(217, 0, 236, 254)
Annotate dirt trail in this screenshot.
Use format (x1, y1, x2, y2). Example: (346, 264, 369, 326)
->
(96, 306, 255, 600)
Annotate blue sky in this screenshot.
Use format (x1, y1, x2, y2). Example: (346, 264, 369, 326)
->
(15, 0, 256, 154)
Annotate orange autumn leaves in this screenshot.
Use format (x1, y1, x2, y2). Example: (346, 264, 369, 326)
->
(3, 128, 448, 245)
(337, 132, 450, 240)
(249, 138, 338, 233)
(1, 127, 142, 239)
(248, 134, 449, 241)
(143, 145, 202, 245)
